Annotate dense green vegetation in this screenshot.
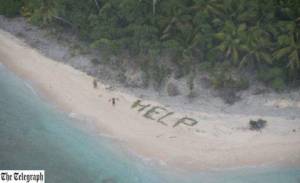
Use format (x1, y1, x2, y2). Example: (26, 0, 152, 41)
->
(0, 0, 22, 17)
(1, 0, 300, 91)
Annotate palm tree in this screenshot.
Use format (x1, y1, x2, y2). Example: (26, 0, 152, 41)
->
(213, 21, 247, 64)
(240, 24, 273, 67)
(38, 0, 59, 24)
(190, 0, 223, 18)
(273, 21, 300, 72)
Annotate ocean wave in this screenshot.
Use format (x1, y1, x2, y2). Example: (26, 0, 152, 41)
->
(24, 82, 38, 96)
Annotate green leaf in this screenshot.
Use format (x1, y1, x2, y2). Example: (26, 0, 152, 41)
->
(90, 38, 117, 49)
(237, 23, 247, 33)
(214, 32, 225, 40)
(261, 52, 272, 64)
(216, 43, 227, 52)
(288, 50, 300, 70)
(232, 47, 239, 63)
(273, 47, 292, 60)
(278, 35, 290, 45)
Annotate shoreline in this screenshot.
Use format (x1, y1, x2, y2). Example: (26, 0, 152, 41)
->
(1, 29, 300, 171)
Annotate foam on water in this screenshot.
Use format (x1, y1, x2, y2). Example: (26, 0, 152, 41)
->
(0, 65, 299, 183)
(24, 82, 38, 96)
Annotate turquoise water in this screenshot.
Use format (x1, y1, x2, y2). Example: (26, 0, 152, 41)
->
(0, 63, 299, 183)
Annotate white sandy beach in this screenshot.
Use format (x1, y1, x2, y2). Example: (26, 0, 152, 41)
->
(0, 29, 300, 170)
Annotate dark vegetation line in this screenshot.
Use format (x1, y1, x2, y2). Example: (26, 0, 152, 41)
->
(0, 0, 299, 92)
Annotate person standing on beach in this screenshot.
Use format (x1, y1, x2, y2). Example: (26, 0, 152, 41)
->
(93, 79, 98, 89)
(109, 97, 119, 106)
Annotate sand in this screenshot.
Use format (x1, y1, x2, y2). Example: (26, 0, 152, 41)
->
(1, 29, 300, 171)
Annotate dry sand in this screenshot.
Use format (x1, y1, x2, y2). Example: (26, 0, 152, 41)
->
(0, 29, 300, 171)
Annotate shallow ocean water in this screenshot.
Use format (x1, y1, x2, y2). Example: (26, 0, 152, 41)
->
(0, 63, 299, 183)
